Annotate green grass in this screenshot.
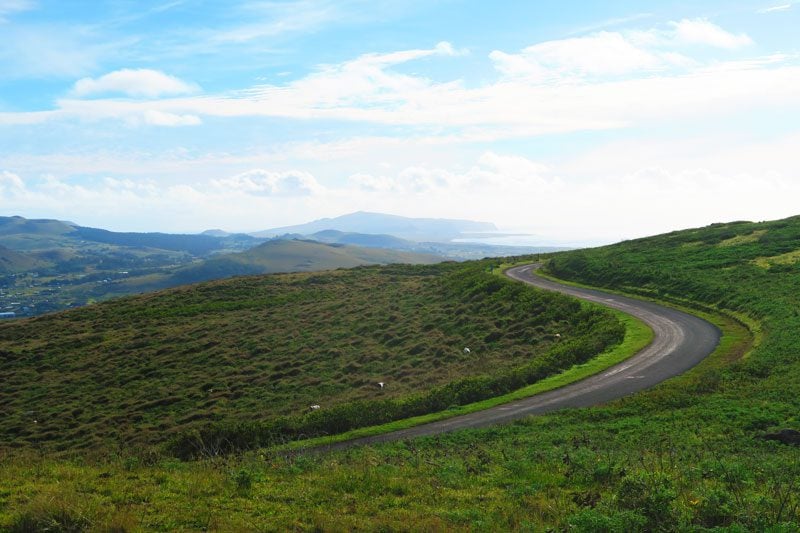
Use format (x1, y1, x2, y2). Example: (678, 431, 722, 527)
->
(0, 260, 624, 454)
(283, 309, 652, 451)
(4, 215, 800, 530)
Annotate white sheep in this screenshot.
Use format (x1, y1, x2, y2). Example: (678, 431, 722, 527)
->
(463, 347, 471, 354)
(309, 404, 320, 411)
(377, 382, 385, 389)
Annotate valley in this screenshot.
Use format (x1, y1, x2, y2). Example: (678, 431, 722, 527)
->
(0, 214, 560, 319)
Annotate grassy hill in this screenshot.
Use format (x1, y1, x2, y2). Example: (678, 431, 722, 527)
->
(0, 245, 42, 273)
(0, 260, 622, 455)
(3, 215, 800, 530)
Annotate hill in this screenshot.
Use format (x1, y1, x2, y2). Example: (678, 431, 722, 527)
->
(0, 260, 622, 453)
(0, 216, 268, 317)
(304, 229, 570, 260)
(0, 245, 43, 273)
(252, 211, 497, 241)
(309, 229, 415, 250)
(3, 215, 800, 530)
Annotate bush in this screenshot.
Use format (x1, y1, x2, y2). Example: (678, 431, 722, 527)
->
(568, 508, 647, 533)
(615, 473, 676, 530)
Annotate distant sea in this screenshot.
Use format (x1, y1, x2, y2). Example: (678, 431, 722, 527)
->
(454, 232, 600, 249)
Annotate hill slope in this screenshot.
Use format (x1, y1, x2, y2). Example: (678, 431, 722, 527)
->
(0, 245, 43, 273)
(0, 261, 621, 452)
(3, 216, 800, 530)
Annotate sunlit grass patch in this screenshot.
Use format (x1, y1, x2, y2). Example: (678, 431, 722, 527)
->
(752, 248, 800, 268)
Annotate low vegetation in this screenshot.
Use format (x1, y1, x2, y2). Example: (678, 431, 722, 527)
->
(0, 261, 622, 455)
(3, 215, 800, 530)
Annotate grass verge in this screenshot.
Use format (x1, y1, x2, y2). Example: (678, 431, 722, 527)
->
(533, 265, 758, 362)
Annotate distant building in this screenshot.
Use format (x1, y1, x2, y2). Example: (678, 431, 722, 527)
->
(0, 312, 16, 319)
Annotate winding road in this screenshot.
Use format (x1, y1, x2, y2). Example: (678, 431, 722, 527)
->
(314, 264, 720, 452)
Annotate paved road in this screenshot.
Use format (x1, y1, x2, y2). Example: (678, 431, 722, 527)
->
(313, 264, 720, 453)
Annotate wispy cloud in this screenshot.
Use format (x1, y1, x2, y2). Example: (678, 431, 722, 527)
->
(3, 26, 798, 141)
(567, 12, 653, 35)
(211, 0, 341, 44)
(0, 0, 34, 21)
(757, 3, 793, 13)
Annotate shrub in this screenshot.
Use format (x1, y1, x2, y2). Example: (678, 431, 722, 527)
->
(615, 473, 676, 530)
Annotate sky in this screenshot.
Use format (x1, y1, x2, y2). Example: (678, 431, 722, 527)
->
(1, 0, 799, 245)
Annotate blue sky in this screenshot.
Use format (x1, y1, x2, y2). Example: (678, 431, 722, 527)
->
(1, 0, 799, 244)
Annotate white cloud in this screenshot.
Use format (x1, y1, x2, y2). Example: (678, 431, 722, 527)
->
(72, 69, 199, 98)
(348, 151, 553, 195)
(0, 0, 33, 21)
(211, 0, 340, 43)
(758, 3, 793, 13)
(0, 170, 25, 192)
(348, 173, 395, 192)
(4, 126, 800, 244)
(214, 169, 324, 197)
(508, 32, 663, 78)
(669, 19, 753, 49)
(0, 20, 792, 147)
(142, 109, 202, 126)
(490, 19, 751, 81)
(244, 40, 460, 107)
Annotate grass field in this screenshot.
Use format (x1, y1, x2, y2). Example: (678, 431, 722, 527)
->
(3, 216, 800, 530)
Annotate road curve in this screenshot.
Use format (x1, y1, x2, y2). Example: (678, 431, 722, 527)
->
(313, 264, 720, 453)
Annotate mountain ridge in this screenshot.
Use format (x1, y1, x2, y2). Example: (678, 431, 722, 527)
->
(251, 211, 497, 241)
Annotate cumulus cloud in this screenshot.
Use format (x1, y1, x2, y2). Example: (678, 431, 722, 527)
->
(348, 152, 553, 195)
(214, 169, 324, 196)
(491, 19, 751, 81)
(72, 69, 199, 98)
(0, 22, 790, 143)
(348, 173, 396, 192)
(497, 32, 664, 79)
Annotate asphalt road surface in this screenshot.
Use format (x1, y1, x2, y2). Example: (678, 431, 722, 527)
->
(313, 264, 720, 453)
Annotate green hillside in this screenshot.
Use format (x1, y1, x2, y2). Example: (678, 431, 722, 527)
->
(0, 260, 621, 454)
(3, 216, 800, 531)
(0, 245, 42, 273)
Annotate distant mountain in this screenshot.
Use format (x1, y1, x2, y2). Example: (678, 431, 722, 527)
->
(0, 215, 261, 255)
(309, 229, 417, 250)
(252, 211, 497, 241)
(168, 239, 443, 285)
(201, 229, 231, 237)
